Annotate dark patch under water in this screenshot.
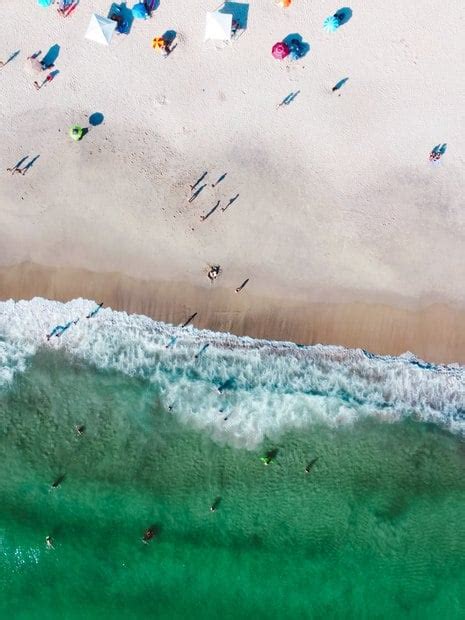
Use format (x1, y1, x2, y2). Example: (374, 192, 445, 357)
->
(1, 351, 465, 618)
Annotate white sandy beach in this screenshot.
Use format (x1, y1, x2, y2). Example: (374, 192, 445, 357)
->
(1, 0, 465, 361)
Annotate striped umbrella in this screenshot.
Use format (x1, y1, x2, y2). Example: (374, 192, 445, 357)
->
(152, 37, 165, 52)
(323, 15, 340, 32)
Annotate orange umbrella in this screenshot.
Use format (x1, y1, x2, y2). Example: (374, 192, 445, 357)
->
(152, 37, 165, 51)
(278, 0, 292, 7)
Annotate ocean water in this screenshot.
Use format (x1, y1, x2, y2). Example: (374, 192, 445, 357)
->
(1, 298, 465, 618)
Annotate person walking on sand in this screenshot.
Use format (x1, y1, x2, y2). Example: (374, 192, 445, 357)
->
(6, 157, 27, 175)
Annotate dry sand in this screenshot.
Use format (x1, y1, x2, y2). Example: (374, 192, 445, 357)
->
(1, 1, 465, 363)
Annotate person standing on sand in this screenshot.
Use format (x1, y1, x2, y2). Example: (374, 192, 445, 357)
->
(235, 278, 249, 293)
(7, 156, 28, 175)
(207, 265, 220, 282)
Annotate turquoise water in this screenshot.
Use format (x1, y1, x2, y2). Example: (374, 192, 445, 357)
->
(1, 299, 465, 618)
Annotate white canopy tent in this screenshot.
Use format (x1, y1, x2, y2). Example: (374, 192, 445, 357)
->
(204, 11, 233, 41)
(85, 14, 117, 46)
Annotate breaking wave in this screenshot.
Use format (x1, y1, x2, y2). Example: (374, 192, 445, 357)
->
(0, 298, 464, 448)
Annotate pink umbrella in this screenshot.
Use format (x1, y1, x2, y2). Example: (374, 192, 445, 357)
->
(272, 41, 290, 60)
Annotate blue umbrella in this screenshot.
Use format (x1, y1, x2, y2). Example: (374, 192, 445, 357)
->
(323, 15, 339, 32)
(132, 3, 148, 18)
(37, 0, 53, 6)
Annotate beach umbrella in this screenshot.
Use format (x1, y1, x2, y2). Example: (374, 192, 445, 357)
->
(278, 0, 292, 7)
(85, 14, 117, 46)
(204, 11, 233, 41)
(152, 37, 165, 51)
(132, 3, 148, 19)
(272, 41, 290, 60)
(37, 0, 53, 6)
(69, 125, 84, 141)
(323, 15, 340, 32)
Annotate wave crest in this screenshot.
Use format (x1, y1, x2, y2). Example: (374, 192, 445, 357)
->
(1, 298, 464, 448)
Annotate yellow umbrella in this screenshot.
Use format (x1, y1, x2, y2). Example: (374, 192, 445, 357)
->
(152, 37, 165, 52)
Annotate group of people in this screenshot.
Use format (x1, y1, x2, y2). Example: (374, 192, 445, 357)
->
(45, 303, 103, 340)
(429, 143, 447, 163)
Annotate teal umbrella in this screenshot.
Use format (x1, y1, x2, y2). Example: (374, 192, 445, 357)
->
(37, 0, 53, 5)
(323, 15, 339, 32)
(132, 3, 148, 18)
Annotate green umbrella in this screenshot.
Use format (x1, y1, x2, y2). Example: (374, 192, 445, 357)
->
(69, 125, 84, 141)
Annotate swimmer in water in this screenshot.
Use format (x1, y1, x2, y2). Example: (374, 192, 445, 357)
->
(45, 536, 54, 549)
(217, 378, 234, 394)
(51, 474, 65, 488)
(210, 497, 221, 512)
(46, 319, 79, 340)
(305, 457, 319, 474)
(86, 302, 103, 319)
(194, 343, 210, 359)
(75, 424, 86, 435)
(260, 448, 278, 465)
(165, 336, 178, 349)
(142, 525, 158, 543)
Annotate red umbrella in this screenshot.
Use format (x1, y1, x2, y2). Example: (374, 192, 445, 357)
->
(272, 41, 290, 60)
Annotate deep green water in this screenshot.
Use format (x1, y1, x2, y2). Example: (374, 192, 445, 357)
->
(1, 351, 465, 619)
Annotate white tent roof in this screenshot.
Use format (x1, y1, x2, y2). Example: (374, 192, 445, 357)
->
(204, 11, 232, 41)
(85, 14, 117, 46)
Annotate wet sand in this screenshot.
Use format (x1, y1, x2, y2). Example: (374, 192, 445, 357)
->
(2, 2, 465, 365)
(1, 262, 464, 364)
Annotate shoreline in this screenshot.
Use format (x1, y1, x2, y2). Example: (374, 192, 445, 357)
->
(1, 262, 464, 365)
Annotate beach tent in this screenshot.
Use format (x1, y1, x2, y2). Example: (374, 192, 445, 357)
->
(85, 14, 117, 46)
(204, 11, 233, 41)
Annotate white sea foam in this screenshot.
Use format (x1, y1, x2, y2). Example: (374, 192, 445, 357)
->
(0, 298, 464, 448)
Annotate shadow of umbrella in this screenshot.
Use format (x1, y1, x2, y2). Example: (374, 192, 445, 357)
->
(335, 7, 353, 26)
(162, 30, 177, 44)
(283, 33, 310, 59)
(219, 2, 249, 29)
(42, 44, 60, 68)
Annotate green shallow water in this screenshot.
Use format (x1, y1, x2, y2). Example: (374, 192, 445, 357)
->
(1, 351, 465, 619)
